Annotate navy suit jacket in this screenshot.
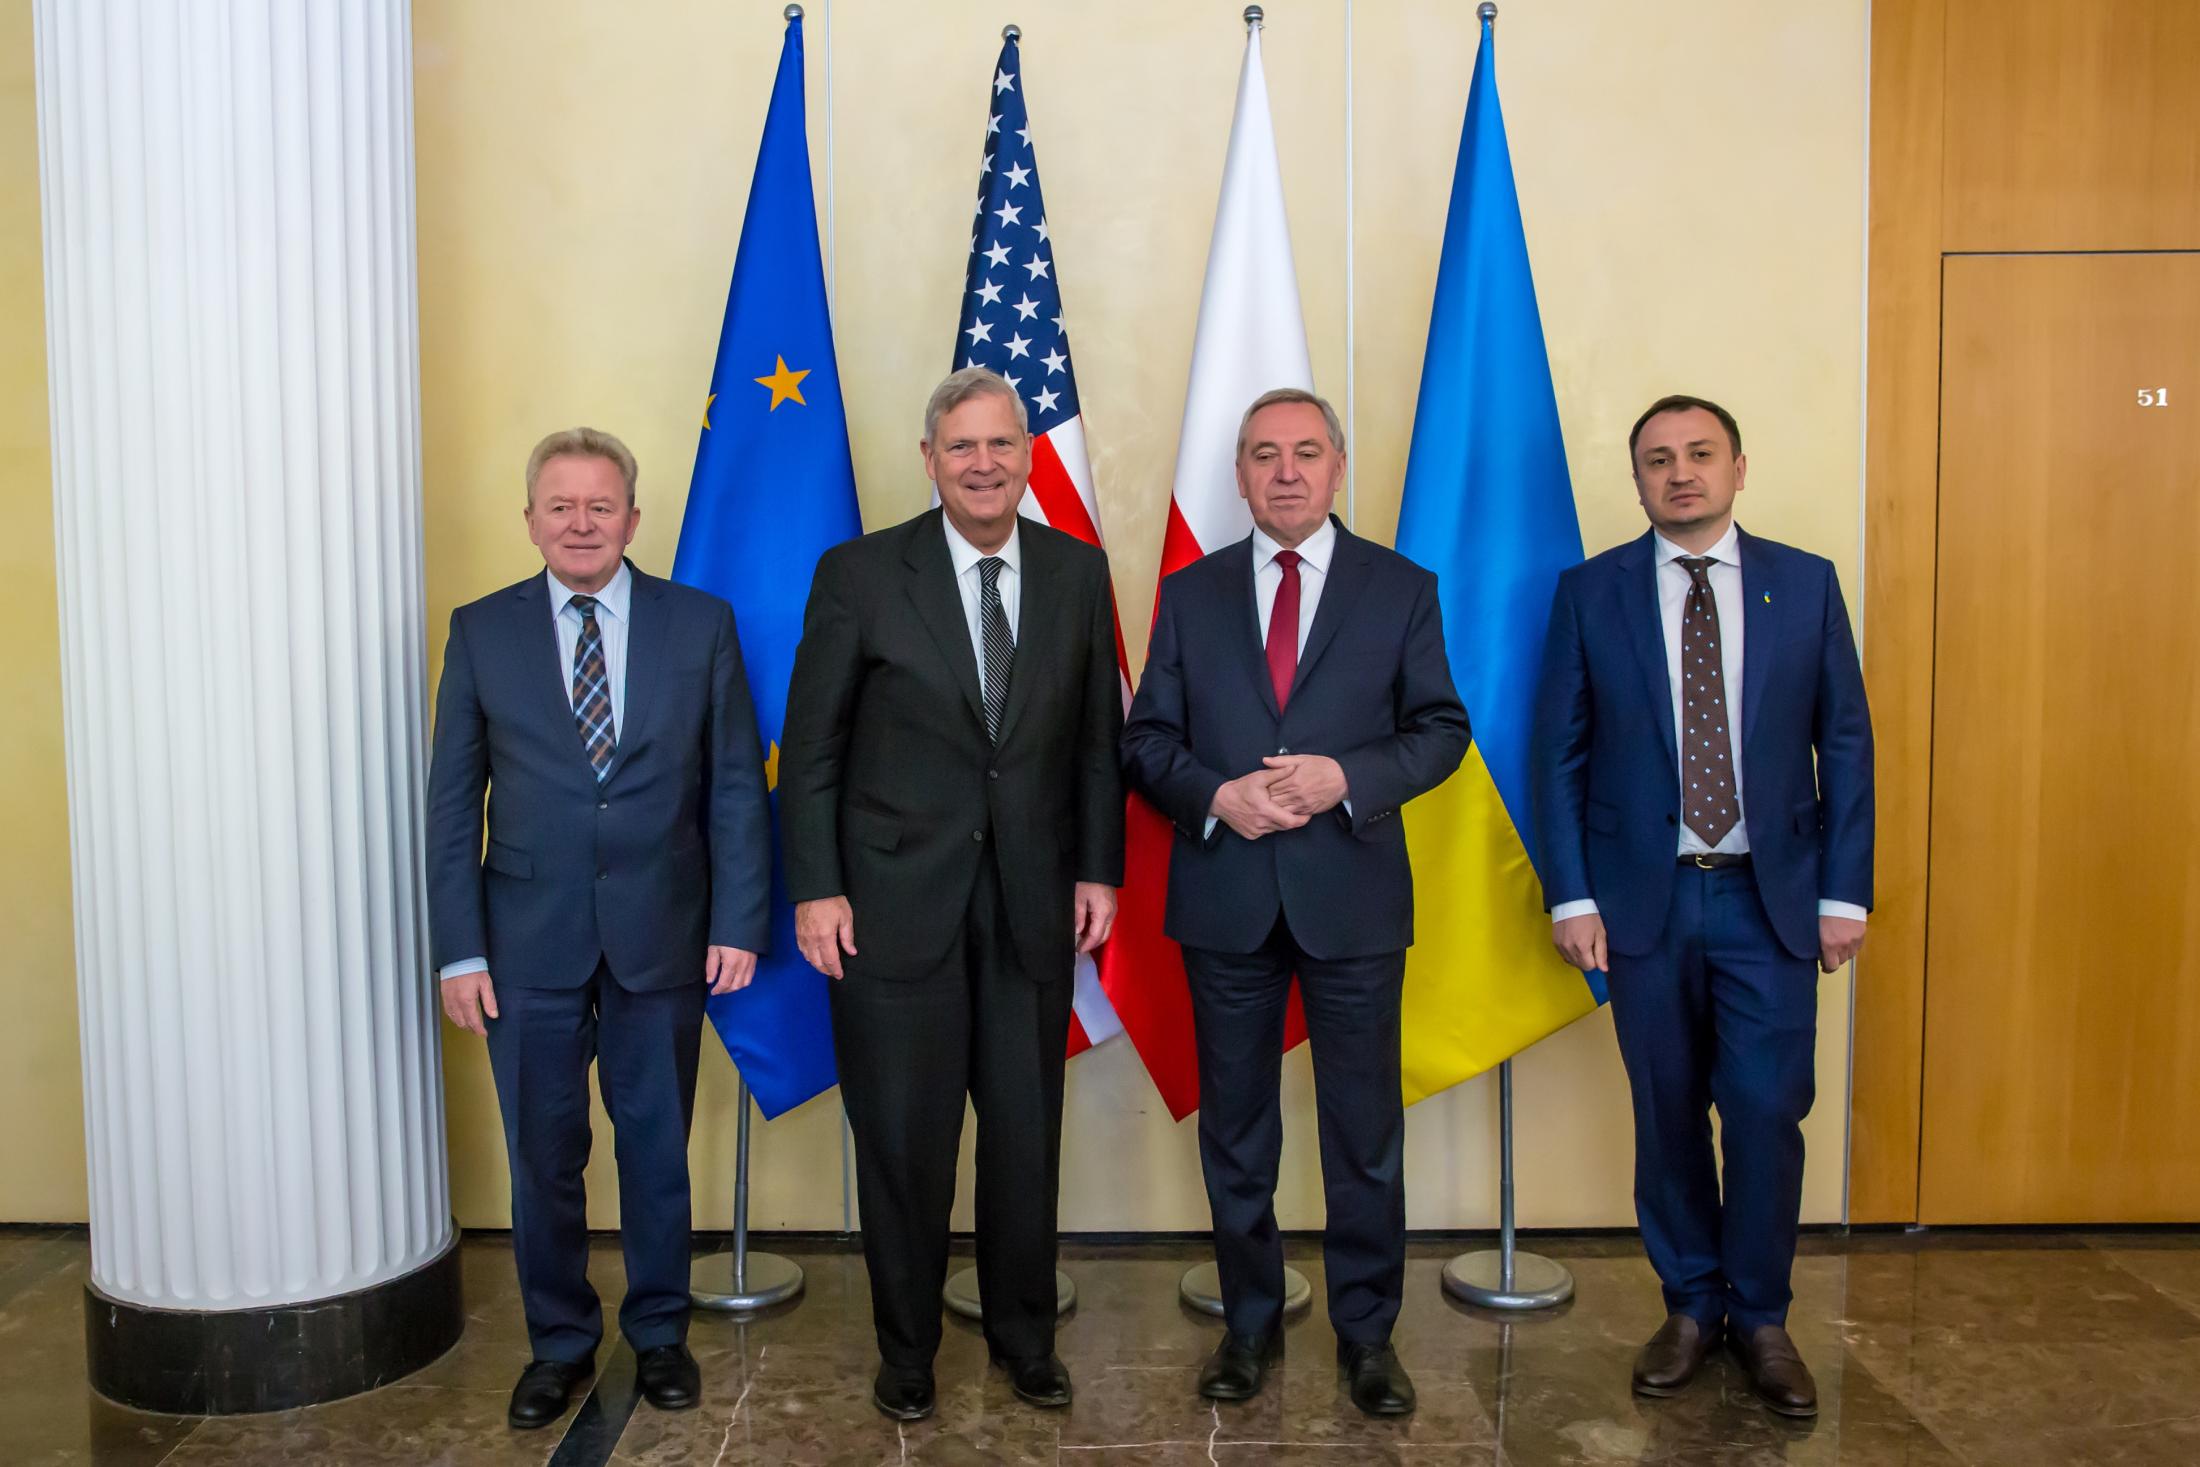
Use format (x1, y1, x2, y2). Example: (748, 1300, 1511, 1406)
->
(426, 563, 772, 991)
(1121, 519, 1471, 959)
(1529, 527, 1874, 961)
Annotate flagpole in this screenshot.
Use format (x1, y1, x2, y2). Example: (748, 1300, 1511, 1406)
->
(691, 1076, 806, 1313)
(1176, 0, 1319, 1333)
(1441, 1059, 1573, 1310)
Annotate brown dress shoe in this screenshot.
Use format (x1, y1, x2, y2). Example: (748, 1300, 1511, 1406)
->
(1631, 1314, 1720, 1396)
(1728, 1324, 1818, 1418)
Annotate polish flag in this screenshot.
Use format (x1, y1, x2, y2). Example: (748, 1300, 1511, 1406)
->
(1098, 18, 1313, 1117)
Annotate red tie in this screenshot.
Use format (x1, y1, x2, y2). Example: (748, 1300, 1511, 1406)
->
(1266, 549, 1301, 711)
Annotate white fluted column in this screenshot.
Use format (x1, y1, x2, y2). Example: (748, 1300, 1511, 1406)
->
(35, 0, 451, 1391)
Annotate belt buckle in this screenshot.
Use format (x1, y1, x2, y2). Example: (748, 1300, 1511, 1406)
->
(1691, 853, 1717, 870)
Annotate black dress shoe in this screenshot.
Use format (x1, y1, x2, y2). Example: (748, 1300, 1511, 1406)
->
(1729, 1324, 1818, 1418)
(1338, 1340, 1416, 1417)
(634, 1344, 702, 1411)
(872, 1364, 937, 1421)
(1632, 1314, 1721, 1397)
(507, 1359, 590, 1430)
(992, 1351, 1073, 1408)
(1198, 1330, 1282, 1401)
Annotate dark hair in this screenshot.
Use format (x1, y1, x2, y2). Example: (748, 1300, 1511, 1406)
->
(1628, 394, 1742, 462)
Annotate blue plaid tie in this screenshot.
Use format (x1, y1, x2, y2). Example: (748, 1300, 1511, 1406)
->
(569, 595, 615, 779)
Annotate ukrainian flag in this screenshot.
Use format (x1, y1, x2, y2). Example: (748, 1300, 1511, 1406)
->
(671, 12, 861, 1119)
(1394, 12, 1602, 1105)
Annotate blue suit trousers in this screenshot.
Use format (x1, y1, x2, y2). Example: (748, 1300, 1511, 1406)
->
(1607, 863, 1817, 1337)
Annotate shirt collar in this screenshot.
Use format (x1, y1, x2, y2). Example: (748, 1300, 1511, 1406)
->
(547, 560, 633, 622)
(943, 513, 1022, 578)
(1653, 521, 1740, 570)
(1251, 516, 1338, 575)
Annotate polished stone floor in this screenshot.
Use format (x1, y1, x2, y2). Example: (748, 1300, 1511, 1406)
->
(8, 1226, 2200, 1464)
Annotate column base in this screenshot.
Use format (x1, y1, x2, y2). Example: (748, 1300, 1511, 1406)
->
(85, 1232, 463, 1414)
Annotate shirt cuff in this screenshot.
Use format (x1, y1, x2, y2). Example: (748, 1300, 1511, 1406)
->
(1202, 815, 1219, 839)
(1550, 899, 1600, 924)
(1817, 901, 1869, 922)
(439, 957, 489, 982)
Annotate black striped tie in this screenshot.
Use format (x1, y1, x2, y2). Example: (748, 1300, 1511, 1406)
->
(978, 557, 1013, 743)
(570, 595, 616, 780)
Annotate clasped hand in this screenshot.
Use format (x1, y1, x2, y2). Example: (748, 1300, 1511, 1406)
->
(1209, 754, 1348, 840)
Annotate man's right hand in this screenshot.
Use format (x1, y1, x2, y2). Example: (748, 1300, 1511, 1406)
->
(796, 896, 859, 979)
(1209, 771, 1310, 842)
(441, 971, 499, 1037)
(1551, 913, 1609, 974)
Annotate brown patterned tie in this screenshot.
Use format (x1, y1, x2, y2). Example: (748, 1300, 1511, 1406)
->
(1678, 557, 1739, 847)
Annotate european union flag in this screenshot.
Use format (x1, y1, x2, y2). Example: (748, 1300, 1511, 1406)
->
(672, 12, 860, 1119)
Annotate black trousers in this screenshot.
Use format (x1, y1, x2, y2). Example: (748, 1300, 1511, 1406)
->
(1184, 916, 1408, 1345)
(829, 850, 1072, 1371)
(484, 956, 704, 1364)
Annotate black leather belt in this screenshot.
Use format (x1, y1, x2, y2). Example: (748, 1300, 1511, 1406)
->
(1679, 852, 1751, 870)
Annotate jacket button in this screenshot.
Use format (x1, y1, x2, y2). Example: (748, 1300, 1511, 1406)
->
(597, 870, 609, 881)
(988, 769, 1000, 781)
(1277, 746, 1290, 755)
(597, 800, 609, 811)
(972, 829, 985, 842)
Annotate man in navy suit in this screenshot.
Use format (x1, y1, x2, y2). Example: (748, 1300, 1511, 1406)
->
(1123, 389, 1470, 1418)
(427, 428, 771, 1430)
(1530, 395, 1872, 1417)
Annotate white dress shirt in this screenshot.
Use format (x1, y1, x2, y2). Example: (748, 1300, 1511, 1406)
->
(944, 515, 1021, 702)
(1551, 525, 1866, 927)
(1251, 517, 1336, 655)
(1205, 519, 1346, 837)
(440, 562, 635, 982)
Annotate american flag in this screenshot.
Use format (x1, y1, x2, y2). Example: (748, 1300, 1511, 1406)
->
(952, 33, 1131, 1058)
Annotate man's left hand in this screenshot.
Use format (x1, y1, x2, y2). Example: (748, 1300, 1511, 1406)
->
(707, 945, 760, 995)
(1261, 753, 1349, 817)
(1818, 917, 1866, 974)
(1073, 882, 1118, 954)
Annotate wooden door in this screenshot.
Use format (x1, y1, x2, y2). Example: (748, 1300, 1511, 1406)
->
(1918, 252, 2200, 1223)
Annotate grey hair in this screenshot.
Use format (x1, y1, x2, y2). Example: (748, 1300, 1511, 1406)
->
(1235, 388, 1345, 458)
(922, 366, 1029, 443)
(525, 426, 639, 506)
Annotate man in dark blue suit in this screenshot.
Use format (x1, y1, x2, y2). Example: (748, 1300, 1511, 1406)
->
(1531, 395, 1873, 1418)
(1123, 390, 1470, 1418)
(427, 428, 771, 1430)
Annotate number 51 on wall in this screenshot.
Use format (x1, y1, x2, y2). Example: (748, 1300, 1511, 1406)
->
(2137, 387, 2170, 406)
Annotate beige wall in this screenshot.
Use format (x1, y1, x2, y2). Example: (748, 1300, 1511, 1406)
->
(3, 1, 1866, 1230)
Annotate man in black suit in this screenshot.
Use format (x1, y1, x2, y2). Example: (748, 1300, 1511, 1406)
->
(427, 428, 771, 1429)
(1122, 389, 1470, 1418)
(779, 368, 1125, 1421)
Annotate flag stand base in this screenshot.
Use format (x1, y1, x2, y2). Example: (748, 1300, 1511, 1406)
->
(691, 1075, 807, 1314)
(1177, 1262, 1313, 1319)
(943, 1268, 1077, 1320)
(692, 1249, 806, 1313)
(1440, 1249, 1573, 1311)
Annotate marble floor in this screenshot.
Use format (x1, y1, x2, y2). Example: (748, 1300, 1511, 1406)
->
(7, 1227, 2200, 1465)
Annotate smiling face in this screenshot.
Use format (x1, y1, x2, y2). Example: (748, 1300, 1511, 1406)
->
(526, 453, 639, 594)
(1237, 400, 1345, 549)
(1631, 405, 1746, 543)
(923, 388, 1030, 552)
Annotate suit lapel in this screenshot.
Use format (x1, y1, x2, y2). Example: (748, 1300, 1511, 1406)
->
(1737, 527, 1775, 748)
(993, 524, 1062, 746)
(1225, 537, 1282, 721)
(904, 510, 988, 732)
(515, 573, 599, 776)
(1619, 532, 1681, 778)
(599, 562, 662, 786)
(1290, 518, 1369, 700)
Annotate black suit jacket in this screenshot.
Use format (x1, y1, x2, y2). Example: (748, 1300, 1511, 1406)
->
(1121, 518, 1472, 959)
(425, 562, 772, 990)
(779, 509, 1126, 979)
